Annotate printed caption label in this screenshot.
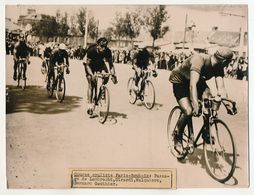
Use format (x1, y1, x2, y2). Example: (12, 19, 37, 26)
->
(70, 169, 176, 189)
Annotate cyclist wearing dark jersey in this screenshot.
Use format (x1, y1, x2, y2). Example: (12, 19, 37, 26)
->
(48, 43, 70, 90)
(13, 34, 30, 80)
(41, 43, 52, 74)
(169, 47, 233, 152)
(133, 46, 157, 91)
(84, 37, 117, 115)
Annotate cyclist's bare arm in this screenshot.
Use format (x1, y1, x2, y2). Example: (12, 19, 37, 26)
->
(190, 70, 200, 116)
(215, 76, 228, 98)
(106, 57, 116, 75)
(84, 58, 94, 77)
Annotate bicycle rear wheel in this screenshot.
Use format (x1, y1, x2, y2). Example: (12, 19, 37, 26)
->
(203, 119, 236, 183)
(98, 87, 110, 124)
(143, 80, 155, 109)
(47, 74, 54, 98)
(20, 63, 26, 90)
(127, 77, 137, 104)
(56, 77, 66, 103)
(167, 106, 189, 160)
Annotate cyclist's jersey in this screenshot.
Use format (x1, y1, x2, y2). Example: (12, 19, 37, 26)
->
(43, 47, 52, 59)
(14, 42, 30, 58)
(86, 44, 112, 70)
(134, 48, 155, 69)
(51, 49, 69, 66)
(169, 53, 224, 84)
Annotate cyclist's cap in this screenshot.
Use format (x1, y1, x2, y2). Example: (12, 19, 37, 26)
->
(19, 34, 25, 39)
(45, 43, 51, 48)
(59, 43, 66, 50)
(97, 37, 108, 47)
(214, 47, 234, 61)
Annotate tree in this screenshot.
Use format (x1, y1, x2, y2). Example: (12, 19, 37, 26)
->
(144, 5, 169, 46)
(32, 15, 58, 38)
(112, 12, 125, 40)
(121, 10, 142, 41)
(103, 27, 114, 41)
(56, 12, 69, 36)
(76, 8, 98, 40)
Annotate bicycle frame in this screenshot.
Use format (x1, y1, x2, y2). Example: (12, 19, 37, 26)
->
(186, 97, 236, 149)
(91, 72, 112, 106)
(188, 114, 211, 148)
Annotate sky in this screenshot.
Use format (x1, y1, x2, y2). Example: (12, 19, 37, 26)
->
(5, 4, 247, 32)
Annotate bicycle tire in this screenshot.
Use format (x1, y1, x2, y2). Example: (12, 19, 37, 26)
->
(56, 77, 66, 103)
(20, 64, 26, 90)
(167, 106, 189, 160)
(17, 62, 21, 87)
(98, 87, 110, 124)
(127, 77, 137, 104)
(47, 73, 55, 98)
(203, 119, 236, 183)
(143, 80, 155, 110)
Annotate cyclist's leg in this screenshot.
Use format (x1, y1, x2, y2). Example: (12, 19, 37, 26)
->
(85, 65, 96, 114)
(23, 62, 27, 79)
(13, 59, 18, 80)
(172, 83, 192, 140)
(197, 80, 212, 142)
(101, 62, 109, 85)
(140, 69, 147, 93)
(134, 67, 141, 87)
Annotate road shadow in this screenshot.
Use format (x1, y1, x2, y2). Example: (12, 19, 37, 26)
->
(178, 148, 239, 185)
(6, 85, 82, 114)
(104, 111, 128, 125)
(134, 101, 163, 110)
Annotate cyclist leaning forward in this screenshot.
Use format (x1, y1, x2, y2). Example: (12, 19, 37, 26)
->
(47, 43, 70, 91)
(168, 47, 234, 153)
(13, 33, 30, 81)
(83, 37, 118, 115)
(132, 45, 157, 92)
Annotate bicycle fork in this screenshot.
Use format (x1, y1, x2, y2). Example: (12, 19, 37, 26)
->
(187, 118, 195, 154)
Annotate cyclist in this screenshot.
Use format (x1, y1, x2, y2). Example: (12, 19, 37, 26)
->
(13, 33, 30, 81)
(168, 47, 234, 152)
(133, 45, 157, 92)
(83, 37, 118, 115)
(41, 43, 52, 74)
(48, 43, 70, 91)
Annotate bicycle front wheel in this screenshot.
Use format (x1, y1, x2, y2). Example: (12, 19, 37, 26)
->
(127, 77, 137, 104)
(20, 64, 26, 90)
(98, 87, 110, 124)
(143, 80, 155, 109)
(55, 77, 66, 103)
(203, 119, 236, 183)
(47, 74, 54, 98)
(167, 106, 188, 160)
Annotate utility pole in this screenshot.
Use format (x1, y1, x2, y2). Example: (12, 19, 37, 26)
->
(182, 14, 188, 50)
(84, 8, 88, 48)
(220, 11, 246, 56)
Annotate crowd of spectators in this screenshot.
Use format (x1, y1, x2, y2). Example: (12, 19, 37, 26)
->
(5, 35, 248, 81)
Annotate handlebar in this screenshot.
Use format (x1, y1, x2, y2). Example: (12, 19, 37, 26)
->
(203, 96, 237, 115)
(94, 72, 113, 79)
(54, 64, 68, 69)
(17, 58, 27, 62)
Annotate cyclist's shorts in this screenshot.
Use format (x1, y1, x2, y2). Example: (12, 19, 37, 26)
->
(172, 79, 209, 101)
(85, 62, 108, 76)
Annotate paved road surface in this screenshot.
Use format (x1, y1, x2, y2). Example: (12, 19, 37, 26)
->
(6, 55, 248, 188)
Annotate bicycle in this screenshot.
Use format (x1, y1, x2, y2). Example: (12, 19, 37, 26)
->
(167, 97, 237, 183)
(41, 57, 50, 82)
(16, 58, 27, 90)
(127, 68, 156, 109)
(46, 64, 68, 103)
(89, 72, 113, 124)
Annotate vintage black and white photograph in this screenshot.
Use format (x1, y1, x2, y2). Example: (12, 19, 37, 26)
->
(4, 2, 249, 189)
